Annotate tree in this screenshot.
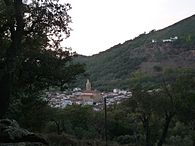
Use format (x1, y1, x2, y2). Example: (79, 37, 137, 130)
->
(156, 68, 195, 146)
(126, 68, 195, 146)
(0, 0, 76, 118)
(164, 68, 195, 146)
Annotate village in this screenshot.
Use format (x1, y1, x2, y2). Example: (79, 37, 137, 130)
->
(46, 79, 132, 110)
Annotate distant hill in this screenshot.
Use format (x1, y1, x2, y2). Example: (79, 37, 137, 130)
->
(73, 14, 195, 91)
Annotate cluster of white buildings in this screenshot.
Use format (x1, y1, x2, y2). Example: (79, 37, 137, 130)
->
(102, 89, 132, 106)
(152, 36, 178, 43)
(46, 91, 73, 108)
(45, 85, 132, 111)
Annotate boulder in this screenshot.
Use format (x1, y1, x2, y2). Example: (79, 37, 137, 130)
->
(0, 119, 48, 145)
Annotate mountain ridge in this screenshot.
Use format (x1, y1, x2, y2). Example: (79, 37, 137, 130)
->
(74, 14, 195, 91)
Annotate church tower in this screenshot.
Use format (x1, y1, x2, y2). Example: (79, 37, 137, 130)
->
(86, 79, 91, 91)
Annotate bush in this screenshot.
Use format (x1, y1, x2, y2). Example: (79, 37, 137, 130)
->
(116, 135, 132, 144)
(46, 133, 77, 146)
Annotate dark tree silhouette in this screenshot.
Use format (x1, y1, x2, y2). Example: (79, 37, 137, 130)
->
(0, 0, 74, 118)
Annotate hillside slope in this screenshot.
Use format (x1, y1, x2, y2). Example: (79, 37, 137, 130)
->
(74, 15, 195, 91)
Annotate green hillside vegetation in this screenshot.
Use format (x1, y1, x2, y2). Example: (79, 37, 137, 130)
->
(74, 14, 195, 91)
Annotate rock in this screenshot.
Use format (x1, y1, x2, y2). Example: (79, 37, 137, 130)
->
(0, 119, 48, 145)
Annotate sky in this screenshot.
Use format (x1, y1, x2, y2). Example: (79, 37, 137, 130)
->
(61, 0, 195, 56)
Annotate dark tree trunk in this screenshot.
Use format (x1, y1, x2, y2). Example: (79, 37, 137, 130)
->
(0, 0, 24, 118)
(0, 74, 10, 118)
(157, 113, 174, 146)
(192, 124, 195, 146)
(52, 120, 61, 135)
(145, 118, 152, 146)
(141, 115, 152, 146)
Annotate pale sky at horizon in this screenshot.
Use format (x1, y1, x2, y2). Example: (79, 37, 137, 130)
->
(61, 0, 195, 56)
